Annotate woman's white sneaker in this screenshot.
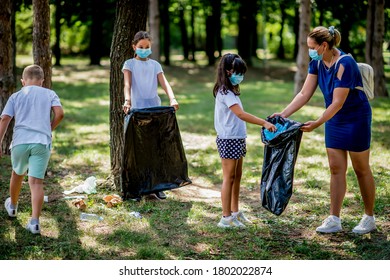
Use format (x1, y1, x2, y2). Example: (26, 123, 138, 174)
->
(352, 214, 376, 234)
(316, 215, 342, 233)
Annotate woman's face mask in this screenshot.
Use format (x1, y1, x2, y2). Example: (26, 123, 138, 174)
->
(308, 44, 323, 60)
(135, 48, 152, 58)
(229, 73, 244, 85)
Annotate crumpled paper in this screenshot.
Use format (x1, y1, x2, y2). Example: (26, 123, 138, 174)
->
(72, 198, 87, 210)
(103, 194, 122, 208)
(63, 176, 97, 195)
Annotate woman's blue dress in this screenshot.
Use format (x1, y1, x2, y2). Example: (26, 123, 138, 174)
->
(308, 52, 372, 152)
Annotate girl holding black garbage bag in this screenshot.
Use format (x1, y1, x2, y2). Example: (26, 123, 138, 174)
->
(213, 53, 276, 228)
(122, 31, 179, 200)
(272, 26, 376, 234)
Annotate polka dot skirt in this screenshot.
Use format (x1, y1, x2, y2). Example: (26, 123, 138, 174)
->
(216, 137, 246, 159)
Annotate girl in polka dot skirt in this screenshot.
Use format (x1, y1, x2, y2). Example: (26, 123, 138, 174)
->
(213, 53, 276, 228)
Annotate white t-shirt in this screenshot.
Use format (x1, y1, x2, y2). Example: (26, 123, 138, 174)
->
(122, 58, 163, 109)
(214, 88, 247, 139)
(1, 85, 62, 147)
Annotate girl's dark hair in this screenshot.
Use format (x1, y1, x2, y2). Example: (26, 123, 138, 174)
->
(213, 53, 247, 97)
(132, 31, 152, 45)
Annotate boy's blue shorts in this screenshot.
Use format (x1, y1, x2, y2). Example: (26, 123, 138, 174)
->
(11, 144, 51, 179)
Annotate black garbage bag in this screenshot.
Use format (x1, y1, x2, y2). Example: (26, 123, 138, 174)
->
(121, 106, 191, 199)
(260, 116, 303, 215)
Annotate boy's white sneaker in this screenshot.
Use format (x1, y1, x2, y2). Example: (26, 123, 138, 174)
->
(217, 216, 246, 228)
(26, 220, 41, 235)
(233, 211, 253, 224)
(352, 214, 376, 234)
(4, 197, 17, 217)
(316, 215, 342, 233)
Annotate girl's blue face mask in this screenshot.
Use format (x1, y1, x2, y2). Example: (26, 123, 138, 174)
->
(135, 48, 152, 58)
(229, 73, 244, 85)
(308, 45, 323, 60)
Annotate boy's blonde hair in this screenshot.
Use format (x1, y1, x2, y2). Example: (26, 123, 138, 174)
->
(22, 65, 44, 81)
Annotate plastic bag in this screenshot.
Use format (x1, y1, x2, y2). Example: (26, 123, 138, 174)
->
(260, 116, 303, 216)
(63, 176, 97, 195)
(121, 106, 191, 199)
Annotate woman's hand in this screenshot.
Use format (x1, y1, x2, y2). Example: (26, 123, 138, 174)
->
(269, 112, 286, 118)
(300, 120, 320, 132)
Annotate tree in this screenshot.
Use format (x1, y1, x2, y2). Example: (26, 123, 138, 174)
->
(237, 0, 257, 66)
(294, 0, 311, 95)
(89, 0, 105, 65)
(205, 0, 222, 66)
(53, 0, 62, 66)
(160, 0, 171, 65)
(366, 0, 388, 98)
(32, 0, 52, 89)
(149, 0, 160, 61)
(0, 0, 16, 154)
(109, 0, 148, 189)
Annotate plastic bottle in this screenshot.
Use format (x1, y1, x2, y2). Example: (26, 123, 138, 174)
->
(80, 212, 103, 221)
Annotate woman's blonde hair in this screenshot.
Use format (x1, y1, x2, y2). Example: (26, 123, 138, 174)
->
(308, 26, 341, 48)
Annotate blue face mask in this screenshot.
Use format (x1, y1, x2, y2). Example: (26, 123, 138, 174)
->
(229, 73, 244, 86)
(135, 48, 152, 58)
(309, 47, 323, 61)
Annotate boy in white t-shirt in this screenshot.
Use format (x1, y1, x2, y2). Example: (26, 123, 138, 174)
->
(0, 65, 64, 234)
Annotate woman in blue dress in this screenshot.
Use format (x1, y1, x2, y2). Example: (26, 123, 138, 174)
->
(273, 26, 376, 234)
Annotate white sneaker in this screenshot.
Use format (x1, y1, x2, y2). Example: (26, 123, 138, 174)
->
(217, 216, 246, 228)
(316, 215, 342, 233)
(233, 211, 253, 224)
(4, 197, 17, 217)
(352, 214, 376, 234)
(26, 220, 41, 234)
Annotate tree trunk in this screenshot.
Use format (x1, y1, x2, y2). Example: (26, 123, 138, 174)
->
(109, 0, 148, 189)
(189, 2, 196, 61)
(89, 0, 104, 65)
(178, 5, 189, 60)
(294, 0, 311, 95)
(32, 0, 52, 89)
(160, 0, 170, 65)
(148, 0, 160, 61)
(366, 0, 388, 98)
(0, 0, 16, 155)
(277, 1, 287, 59)
(237, 0, 257, 66)
(53, 0, 62, 66)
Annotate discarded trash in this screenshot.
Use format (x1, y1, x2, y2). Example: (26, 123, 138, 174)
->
(72, 198, 87, 210)
(129, 211, 142, 219)
(62, 195, 86, 200)
(80, 212, 103, 221)
(103, 194, 123, 208)
(63, 176, 97, 195)
(44, 196, 49, 203)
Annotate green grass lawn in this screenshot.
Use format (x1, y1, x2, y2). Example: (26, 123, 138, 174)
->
(0, 56, 389, 260)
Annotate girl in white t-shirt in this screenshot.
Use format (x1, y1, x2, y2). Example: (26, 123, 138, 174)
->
(122, 31, 178, 201)
(213, 53, 276, 228)
(122, 31, 178, 111)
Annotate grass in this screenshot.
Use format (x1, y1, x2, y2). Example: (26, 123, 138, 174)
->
(0, 55, 389, 260)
